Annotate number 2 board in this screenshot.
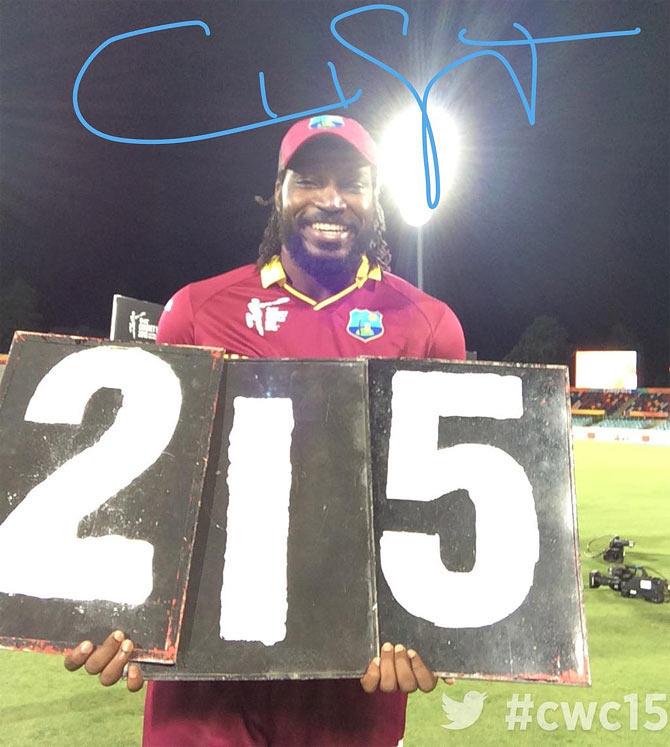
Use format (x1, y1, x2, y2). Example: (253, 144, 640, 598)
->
(0, 333, 222, 662)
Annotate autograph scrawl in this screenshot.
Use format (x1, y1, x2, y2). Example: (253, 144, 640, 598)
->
(72, 3, 640, 210)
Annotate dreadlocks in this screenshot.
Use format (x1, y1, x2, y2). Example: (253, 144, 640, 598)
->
(255, 175, 392, 271)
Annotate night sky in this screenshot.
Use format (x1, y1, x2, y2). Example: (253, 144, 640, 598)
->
(1, 0, 668, 382)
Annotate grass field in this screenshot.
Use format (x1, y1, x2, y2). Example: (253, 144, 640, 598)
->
(1, 440, 668, 745)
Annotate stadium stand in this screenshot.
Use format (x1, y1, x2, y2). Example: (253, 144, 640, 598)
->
(571, 388, 670, 430)
(571, 415, 595, 426)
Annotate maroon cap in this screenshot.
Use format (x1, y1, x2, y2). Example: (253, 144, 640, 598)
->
(278, 115, 377, 171)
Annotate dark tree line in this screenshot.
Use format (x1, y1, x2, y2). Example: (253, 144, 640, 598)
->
(0, 277, 43, 353)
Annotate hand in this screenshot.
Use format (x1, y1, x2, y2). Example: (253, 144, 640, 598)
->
(64, 630, 144, 692)
(360, 642, 438, 694)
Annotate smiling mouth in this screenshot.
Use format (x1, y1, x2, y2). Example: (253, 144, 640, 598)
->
(303, 222, 353, 242)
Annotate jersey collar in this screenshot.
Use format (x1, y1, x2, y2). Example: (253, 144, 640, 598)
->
(260, 254, 382, 310)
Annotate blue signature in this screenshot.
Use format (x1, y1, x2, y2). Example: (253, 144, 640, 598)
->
(72, 4, 640, 210)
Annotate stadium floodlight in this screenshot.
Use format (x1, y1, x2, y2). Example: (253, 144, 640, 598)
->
(379, 106, 459, 289)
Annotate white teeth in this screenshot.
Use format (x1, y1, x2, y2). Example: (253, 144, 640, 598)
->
(311, 223, 348, 232)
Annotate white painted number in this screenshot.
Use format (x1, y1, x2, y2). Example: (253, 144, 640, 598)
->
(0, 355, 542, 633)
(0, 346, 182, 605)
(381, 371, 540, 628)
(220, 397, 294, 645)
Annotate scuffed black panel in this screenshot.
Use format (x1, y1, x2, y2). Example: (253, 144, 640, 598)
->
(369, 359, 588, 685)
(145, 359, 376, 680)
(0, 333, 221, 662)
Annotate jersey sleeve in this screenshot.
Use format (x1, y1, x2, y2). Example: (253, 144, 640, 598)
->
(428, 305, 466, 361)
(156, 285, 195, 345)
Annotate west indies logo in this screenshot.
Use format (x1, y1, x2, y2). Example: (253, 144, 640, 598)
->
(346, 309, 384, 342)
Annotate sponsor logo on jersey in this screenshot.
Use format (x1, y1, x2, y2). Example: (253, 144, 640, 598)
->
(245, 297, 290, 336)
(346, 309, 384, 342)
(308, 115, 344, 129)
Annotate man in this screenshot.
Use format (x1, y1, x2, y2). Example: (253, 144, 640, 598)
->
(65, 115, 465, 745)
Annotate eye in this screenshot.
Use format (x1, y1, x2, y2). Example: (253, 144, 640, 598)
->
(296, 177, 318, 188)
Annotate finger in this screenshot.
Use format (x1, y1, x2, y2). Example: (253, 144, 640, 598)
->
(126, 663, 145, 693)
(64, 640, 94, 672)
(379, 642, 397, 692)
(393, 645, 417, 693)
(408, 649, 438, 693)
(359, 657, 381, 694)
(99, 638, 134, 687)
(84, 630, 125, 675)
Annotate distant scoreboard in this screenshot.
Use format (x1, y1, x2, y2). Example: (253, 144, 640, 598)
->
(575, 350, 637, 390)
(0, 334, 589, 685)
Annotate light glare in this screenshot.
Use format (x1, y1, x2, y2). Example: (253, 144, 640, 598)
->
(379, 107, 459, 227)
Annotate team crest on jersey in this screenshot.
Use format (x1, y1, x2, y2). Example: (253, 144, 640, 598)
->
(346, 309, 384, 343)
(308, 115, 344, 129)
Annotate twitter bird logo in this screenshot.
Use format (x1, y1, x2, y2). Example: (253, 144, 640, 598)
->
(441, 690, 487, 730)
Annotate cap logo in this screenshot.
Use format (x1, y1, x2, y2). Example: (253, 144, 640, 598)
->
(308, 115, 344, 129)
(346, 309, 384, 343)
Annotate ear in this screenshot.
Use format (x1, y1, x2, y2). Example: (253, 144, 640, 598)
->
(274, 173, 285, 211)
(371, 167, 381, 198)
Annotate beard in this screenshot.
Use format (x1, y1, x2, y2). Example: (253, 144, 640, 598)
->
(279, 213, 374, 292)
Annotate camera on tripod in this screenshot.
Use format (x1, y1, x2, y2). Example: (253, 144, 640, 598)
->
(589, 565, 668, 604)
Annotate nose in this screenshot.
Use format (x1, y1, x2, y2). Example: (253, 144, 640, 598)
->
(315, 182, 346, 211)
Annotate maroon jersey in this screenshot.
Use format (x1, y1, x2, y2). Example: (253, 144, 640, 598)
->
(156, 256, 465, 360)
(147, 257, 465, 747)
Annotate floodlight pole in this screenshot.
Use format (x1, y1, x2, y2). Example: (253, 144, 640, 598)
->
(417, 224, 424, 291)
